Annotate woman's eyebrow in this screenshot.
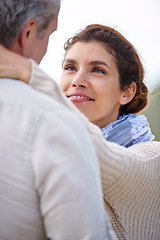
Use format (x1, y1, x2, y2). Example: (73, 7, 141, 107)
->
(90, 60, 111, 69)
(63, 59, 111, 69)
(64, 58, 77, 64)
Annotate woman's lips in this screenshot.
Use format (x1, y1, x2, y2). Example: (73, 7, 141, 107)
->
(67, 93, 94, 103)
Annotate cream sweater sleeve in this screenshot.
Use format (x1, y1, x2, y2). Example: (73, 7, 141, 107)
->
(103, 141, 160, 239)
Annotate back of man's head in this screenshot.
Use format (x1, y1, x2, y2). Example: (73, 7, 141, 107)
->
(0, 0, 60, 48)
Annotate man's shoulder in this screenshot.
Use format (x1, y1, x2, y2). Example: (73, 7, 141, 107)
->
(0, 78, 63, 111)
(0, 78, 81, 130)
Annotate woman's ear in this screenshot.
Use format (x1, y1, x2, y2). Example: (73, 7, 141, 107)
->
(120, 82, 137, 105)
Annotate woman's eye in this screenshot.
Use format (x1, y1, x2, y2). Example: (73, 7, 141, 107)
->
(91, 67, 105, 74)
(64, 65, 76, 71)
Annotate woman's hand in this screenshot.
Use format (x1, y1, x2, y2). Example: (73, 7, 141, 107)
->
(0, 44, 31, 83)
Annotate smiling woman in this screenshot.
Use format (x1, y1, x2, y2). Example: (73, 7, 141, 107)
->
(59, 24, 154, 146)
(60, 41, 122, 128)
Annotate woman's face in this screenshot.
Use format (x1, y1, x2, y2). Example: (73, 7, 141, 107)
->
(60, 41, 125, 128)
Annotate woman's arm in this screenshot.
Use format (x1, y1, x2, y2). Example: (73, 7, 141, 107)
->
(0, 44, 129, 186)
(0, 44, 31, 83)
(0, 45, 127, 186)
(0, 45, 64, 99)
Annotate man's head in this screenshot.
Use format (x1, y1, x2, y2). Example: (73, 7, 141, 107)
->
(0, 0, 60, 63)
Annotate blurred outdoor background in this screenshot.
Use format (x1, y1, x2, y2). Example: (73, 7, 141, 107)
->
(40, 0, 160, 140)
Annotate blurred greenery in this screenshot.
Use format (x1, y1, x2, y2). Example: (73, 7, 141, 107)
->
(142, 84, 160, 141)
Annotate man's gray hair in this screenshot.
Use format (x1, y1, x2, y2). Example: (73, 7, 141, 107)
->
(0, 0, 60, 47)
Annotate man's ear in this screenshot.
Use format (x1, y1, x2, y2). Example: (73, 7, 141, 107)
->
(120, 82, 137, 105)
(20, 19, 37, 55)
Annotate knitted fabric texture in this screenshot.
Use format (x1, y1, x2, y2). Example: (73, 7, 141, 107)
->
(102, 142, 160, 240)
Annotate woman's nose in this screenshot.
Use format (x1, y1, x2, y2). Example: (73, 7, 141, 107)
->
(71, 72, 89, 88)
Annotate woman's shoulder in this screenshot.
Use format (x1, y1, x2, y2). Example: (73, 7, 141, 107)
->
(128, 141, 160, 159)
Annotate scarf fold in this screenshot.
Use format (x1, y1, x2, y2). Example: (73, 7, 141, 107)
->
(101, 113, 154, 147)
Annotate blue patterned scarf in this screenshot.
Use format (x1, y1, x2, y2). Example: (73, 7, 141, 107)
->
(101, 114, 154, 147)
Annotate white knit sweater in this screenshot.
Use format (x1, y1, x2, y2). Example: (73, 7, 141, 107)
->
(29, 60, 160, 240)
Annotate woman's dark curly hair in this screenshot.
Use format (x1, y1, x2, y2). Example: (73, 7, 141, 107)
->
(64, 24, 148, 115)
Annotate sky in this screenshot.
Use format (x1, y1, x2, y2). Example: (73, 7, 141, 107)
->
(40, 0, 160, 90)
